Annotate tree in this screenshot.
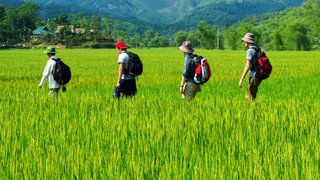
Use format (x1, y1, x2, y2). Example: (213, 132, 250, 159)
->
(114, 30, 128, 42)
(174, 30, 188, 46)
(16, 3, 40, 42)
(73, 13, 90, 30)
(0, 6, 5, 20)
(187, 32, 201, 48)
(54, 14, 70, 25)
(157, 36, 169, 47)
(0, 3, 40, 45)
(143, 28, 156, 48)
(102, 17, 114, 40)
(284, 23, 311, 51)
(128, 34, 142, 48)
(196, 21, 216, 49)
(271, 31, 284, 50)
(224, 27, 238, 50)
(90, 15, 102, 41)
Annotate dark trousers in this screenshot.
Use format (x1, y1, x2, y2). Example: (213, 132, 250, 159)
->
(247, 77, 262, 100)
(119, 79, 137, 97)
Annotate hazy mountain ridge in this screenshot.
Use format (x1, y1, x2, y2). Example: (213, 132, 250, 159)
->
(0, 0, 306, 26)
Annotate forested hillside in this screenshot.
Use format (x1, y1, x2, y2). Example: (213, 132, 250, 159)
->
(1, 0, 305, 27)
(1, 0, 319, 50)
(223, 0, 320, 50)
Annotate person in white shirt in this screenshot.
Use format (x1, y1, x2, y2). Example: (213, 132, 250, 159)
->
(38, 46, 66, 99)
(114, 41, 137, 98)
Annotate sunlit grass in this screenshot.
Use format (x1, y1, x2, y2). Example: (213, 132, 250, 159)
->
(0, 48, 319, 178)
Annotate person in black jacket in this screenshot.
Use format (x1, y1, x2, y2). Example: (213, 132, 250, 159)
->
(179, 41, 201, 100)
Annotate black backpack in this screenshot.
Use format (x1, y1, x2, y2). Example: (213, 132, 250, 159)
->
(52, 58, 71, 85)
(126, 52, 143, 77)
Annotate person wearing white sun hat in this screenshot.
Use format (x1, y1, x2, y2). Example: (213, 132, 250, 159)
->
(239, 32, 262, 101)
(179, 41, 201, 100)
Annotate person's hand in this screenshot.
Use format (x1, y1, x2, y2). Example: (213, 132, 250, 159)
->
(116, 82, 120, 88)
(197, 85, 201, 92)
(180, 85, 184, 94)
(238, 79, 243, 88)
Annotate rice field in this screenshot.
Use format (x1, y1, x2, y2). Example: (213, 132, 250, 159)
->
(0, 48, 319, 179)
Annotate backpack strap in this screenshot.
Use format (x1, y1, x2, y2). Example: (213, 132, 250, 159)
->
(250, 46, 260, 53)
(124, 52, 131, 75)
(51, 58, 61, 75)
(251, 46, 264, 57)
(249, 46, 261, 72)
(51, 57, 61, 62)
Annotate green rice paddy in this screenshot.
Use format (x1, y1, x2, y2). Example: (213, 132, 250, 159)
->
(0, 48, 319, 178)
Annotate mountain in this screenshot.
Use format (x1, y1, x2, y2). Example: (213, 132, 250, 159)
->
(0, 0, 306, 32)
(0, 0, 24, 7)
(222, 0, 320, 50)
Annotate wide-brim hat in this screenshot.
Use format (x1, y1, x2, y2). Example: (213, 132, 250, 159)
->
(115, 41, 128, 49)
(242, 33, 255, 44)
(179, 41, 194, 53)
(44, 46, 55, 54)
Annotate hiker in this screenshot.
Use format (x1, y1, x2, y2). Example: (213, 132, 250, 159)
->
(38, 46, 66, 99)
(238, 32, 262, 101)
(114, 41, 137, 98)
(179, 41, 201, 100)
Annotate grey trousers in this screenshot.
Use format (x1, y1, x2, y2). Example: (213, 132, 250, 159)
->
(48, 88, 60, 99)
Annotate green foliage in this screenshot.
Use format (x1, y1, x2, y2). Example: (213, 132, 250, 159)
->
(187, 32, 201, 48)
(0, 3, 40, 46)
(271, 31, 285, 51)
(0, 48, 319, 178)
(224, 27, 238, 50)
(226, 0, 320, 50)
(196, 21, 216, 49)
(284, 23, 311, 51)
(127, 34, 143, 48)
(174, 31, 188, 47)
(173, 21, 217, 49)
(53, 14, 70, 25)
(2, 1, 320, 50)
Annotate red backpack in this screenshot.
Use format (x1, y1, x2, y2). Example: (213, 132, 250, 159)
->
(252, 47, 272, 80)
(193, 55, 211, 84)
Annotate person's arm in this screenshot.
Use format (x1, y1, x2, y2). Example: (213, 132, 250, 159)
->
(116, 63, 124, 87)
(180, 75, 186, 93)
(180, 56, 190, 93)
(238, 60, 250, 87)
(38, 60, 51, 88)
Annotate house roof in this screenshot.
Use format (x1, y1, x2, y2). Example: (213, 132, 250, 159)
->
(55, 25, 86, 34)
(32, 26, 54, 35)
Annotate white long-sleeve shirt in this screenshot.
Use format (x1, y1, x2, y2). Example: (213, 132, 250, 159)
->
(39, 56, 60, 89)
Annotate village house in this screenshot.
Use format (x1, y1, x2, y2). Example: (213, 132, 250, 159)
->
(31, 25, 86, 42)
(31, 26, 54, 42)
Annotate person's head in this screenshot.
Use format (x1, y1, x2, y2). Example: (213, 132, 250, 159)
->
(44, 46, 56, 57)
(115, 41, 128, 54)
(179, 41, 194, 55)
(242, 32, 255, 48)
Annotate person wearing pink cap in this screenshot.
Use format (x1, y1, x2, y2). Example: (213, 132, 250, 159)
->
(114, 41, 137, 98)
(179, 41, 201, 100)
(239, 32, 262, 101)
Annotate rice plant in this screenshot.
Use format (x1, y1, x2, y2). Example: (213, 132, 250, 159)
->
(0, 48, 319, 179)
